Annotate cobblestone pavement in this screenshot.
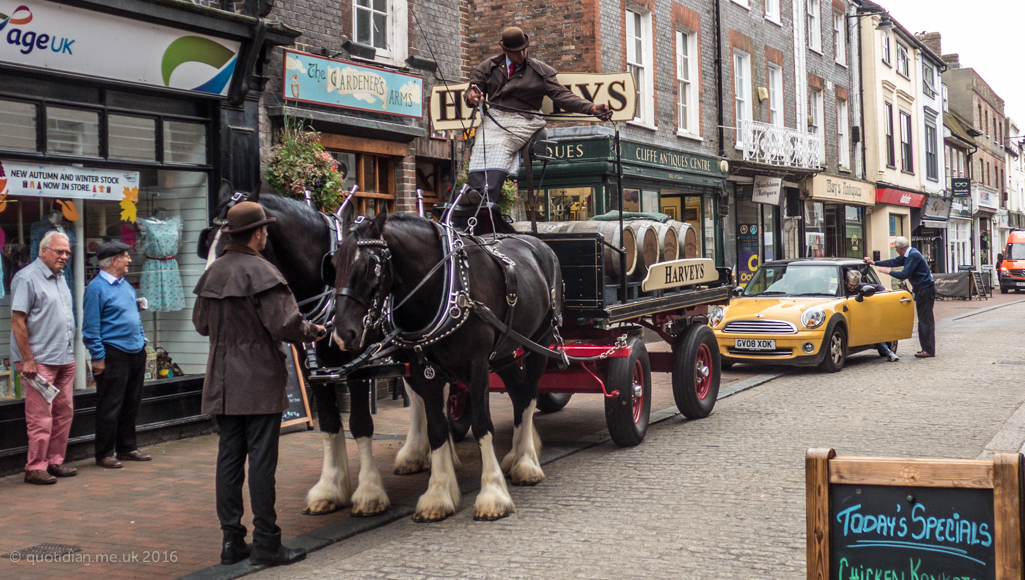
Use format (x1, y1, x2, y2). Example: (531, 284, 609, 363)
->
(250, 301, 1025, 580)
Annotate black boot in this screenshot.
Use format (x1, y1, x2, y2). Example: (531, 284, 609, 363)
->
(249, 545, 307, 567)
(220, 532, 251, 565)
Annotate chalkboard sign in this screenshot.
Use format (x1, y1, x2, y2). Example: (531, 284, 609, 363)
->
(807, 449, 1024, 580)
(281, 343, 313, 431)
(971, 272, 989, 300)
(830, 484, 995, 580)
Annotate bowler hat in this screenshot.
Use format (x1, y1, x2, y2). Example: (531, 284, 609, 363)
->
(499, 27, 530, 52)
(223, 201, 276, 234)
(96, 241, 132, 261)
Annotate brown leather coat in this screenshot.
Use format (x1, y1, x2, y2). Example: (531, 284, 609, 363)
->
(464, 54, 594, 115)
(192, 245, 319, 415)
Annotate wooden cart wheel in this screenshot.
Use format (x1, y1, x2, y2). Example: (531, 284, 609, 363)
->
(672, 325, 720, 419)
(447, 384, 472, 442)
(603, 337, 651, 446)
(536, 393, 572, 413)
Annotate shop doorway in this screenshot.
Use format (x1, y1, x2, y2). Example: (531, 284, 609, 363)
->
(733, 188, 780, 286)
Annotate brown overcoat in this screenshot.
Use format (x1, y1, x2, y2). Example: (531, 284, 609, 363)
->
(192, 245, 319, 415)
(463, 54, 595, 114)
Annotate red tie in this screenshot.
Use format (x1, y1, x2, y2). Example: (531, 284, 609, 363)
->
(508, 62, 515, 79)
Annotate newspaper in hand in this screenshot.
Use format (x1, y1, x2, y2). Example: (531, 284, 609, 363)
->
(21, 373, 60, 404)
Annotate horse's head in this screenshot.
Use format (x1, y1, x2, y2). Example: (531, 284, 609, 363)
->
(331, 212, 392, 351)
(197, 180, 259, 264)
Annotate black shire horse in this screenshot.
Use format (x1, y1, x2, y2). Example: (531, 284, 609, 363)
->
(198, 188, 432, 517)
(332, 212, 563, 521)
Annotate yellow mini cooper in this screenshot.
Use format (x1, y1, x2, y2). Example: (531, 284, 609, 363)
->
(708, 258, 915, 372)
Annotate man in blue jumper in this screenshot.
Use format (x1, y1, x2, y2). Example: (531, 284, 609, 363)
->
(864, 236, 936, 358)
(83, 241, 151, 468)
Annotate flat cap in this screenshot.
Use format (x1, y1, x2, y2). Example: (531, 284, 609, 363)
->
(96, 241, 132, 261)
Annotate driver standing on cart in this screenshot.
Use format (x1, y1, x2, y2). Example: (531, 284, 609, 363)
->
(464, 26, 612, 205)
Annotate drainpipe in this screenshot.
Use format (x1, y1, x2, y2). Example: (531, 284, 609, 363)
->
(857, 11, 868, 180)
(714, 0, 724, 157)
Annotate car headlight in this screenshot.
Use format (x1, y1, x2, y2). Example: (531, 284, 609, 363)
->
(709, 306, 726, 327)
(801, 307, 826, 329)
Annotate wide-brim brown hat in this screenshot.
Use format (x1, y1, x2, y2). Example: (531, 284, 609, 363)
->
(223, 201, 276, 234)
(499, 27, 530, 52)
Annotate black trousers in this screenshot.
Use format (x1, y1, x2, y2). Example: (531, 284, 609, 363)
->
(466, 170, 509, 203)
(215, 413, 282, 550)
(914, 285, 936, 355)
(94, 345, 147, 460)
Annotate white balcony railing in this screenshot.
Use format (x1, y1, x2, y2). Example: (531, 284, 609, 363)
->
(740, 119, 823, 170)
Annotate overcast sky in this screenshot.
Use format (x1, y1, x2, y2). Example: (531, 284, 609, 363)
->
(876, 0, 1025, 130)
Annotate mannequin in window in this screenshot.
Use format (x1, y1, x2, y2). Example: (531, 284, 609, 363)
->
(136, 211, 185, 312)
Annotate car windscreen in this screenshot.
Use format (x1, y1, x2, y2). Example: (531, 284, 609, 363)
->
(743, 264, 840, 297)
(1007, 243, 1025, 260)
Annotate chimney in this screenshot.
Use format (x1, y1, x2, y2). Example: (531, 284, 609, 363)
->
(916, 32, 941, 57)
(942, 53, 960, 69)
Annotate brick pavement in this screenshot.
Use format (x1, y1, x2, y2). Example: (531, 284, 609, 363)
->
(0, 349, 756, 580)
(246, 301, 1025, 580)
(0, 296, 1016, 579)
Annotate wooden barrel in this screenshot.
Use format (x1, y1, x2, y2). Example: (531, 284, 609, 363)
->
(653, 222, 679, 263)
(627, 221, 660, 274)
(667, 220, 699, 259)
(514, 221, 637, 278)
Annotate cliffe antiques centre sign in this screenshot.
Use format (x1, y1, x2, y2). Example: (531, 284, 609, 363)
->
(807, 449, 1024, 580)
(429, 72, 637, 131)
(0, 0, 241, 96)
(283, 49, 423, 118)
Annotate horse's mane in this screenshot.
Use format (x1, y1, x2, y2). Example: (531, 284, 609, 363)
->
(261, 194, 325, 236)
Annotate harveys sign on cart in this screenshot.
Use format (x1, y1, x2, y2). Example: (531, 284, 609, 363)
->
(429, 72, 637, 131)
(642, 258, 718, 292)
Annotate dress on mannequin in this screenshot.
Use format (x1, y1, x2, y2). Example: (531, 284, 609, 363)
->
(137, 215, 185, 312)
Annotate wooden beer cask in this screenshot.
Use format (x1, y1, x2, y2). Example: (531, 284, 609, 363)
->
(627, 221, 660, 274)
(513, 221, 637, 278)
(652, 222, 679, 263)
(667, 220, 699, 259)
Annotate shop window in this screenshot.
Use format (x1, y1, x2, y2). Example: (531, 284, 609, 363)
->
(845, 206, 863, 257)
(109, 115, 156, 162)
(805, 201, 826, 257)
(0, 99, 37, 152)
(329, 151, 395, 217)
(46, 107, 100, 157)
(0, 168, 210, 395)
(622, 188, 640, 213)
(547, 188, 595, 222)
(415, 160, 450, 205)
(163, 121, 207, 165)
(889, 214, 904, 260)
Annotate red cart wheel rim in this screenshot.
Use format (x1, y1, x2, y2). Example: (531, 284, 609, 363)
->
(448, 389, 467, 420)
(694, 343, 712, 400)
(632, 359, 645, 424)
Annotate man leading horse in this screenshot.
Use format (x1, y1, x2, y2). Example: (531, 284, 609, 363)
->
(464, 26, 612, 204)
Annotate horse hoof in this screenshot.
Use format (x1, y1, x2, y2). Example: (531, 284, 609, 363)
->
(510, 476, 543, 487)
(473, 509, 511, 521)
(302, 500, 343, 516)
(351, 502, 388, 517)
(393, 463, 429, 476)
(510, 463, 545, 487)
(412, 510, 452, 523)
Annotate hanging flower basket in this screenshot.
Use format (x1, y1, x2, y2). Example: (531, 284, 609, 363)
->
(264, 118, 344, 213)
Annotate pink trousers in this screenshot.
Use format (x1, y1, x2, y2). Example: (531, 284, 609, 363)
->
(20, 362, 76, 471)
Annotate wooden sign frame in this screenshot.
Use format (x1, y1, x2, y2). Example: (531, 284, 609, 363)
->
(281, 344, 314, 430)
(807, 448, 1023, 580)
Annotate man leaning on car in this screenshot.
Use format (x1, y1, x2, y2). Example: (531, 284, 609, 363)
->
(864, 236, 936, 358)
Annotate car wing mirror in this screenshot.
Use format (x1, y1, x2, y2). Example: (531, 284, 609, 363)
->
(856, 285, 877, 302)
(732, 286, 745, 297)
